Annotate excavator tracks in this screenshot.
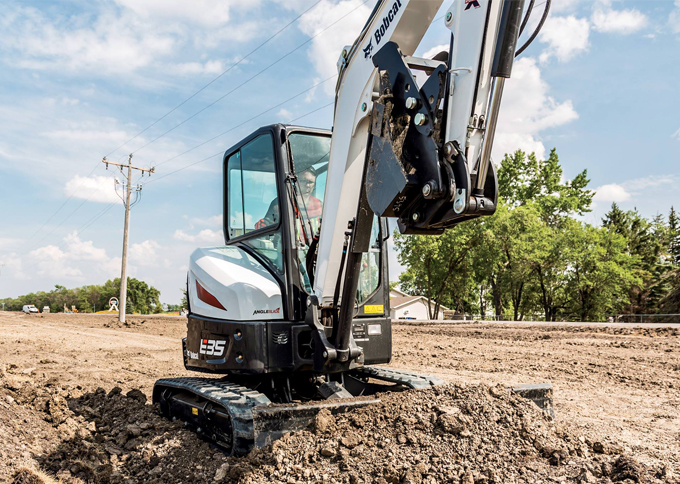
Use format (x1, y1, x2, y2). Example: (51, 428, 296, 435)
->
(153, 377, 271, 455)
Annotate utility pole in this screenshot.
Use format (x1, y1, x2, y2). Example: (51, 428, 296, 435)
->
(102, 155, 154, 323)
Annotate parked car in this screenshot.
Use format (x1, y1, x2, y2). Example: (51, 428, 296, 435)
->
(22, 305, 39, 314)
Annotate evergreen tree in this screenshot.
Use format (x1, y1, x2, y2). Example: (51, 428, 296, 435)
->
(669, 206, 680, 265)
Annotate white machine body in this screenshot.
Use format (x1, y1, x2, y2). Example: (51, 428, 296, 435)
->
(188, 246, 284, 321)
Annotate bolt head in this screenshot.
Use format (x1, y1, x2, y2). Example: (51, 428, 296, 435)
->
(412, 212, 420, 222)
(422, 184, 432, 197)
(445, 12, 453, 22)
(454, 198, 465, 213)
(323, 351, 328, 358)
(414, 113, 427, 126)
(361, 102, 367, 112)
(342, 49, 348, 58)
(405, 97, 417, 109)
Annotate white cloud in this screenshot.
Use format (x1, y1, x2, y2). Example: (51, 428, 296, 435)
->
(593, 183, 631, 203)
(591, 5, 648, 34)
(64, 175, 122, 204)
(621, 175, 678, 191)
(593, 175, 678, 205)
(494, 57, 579, 160)
(129, 240, 162, 266)
(550, 0, 584, 14)
(0, 238, 22, 251)
(0, 2, 264, 75)
(63, 234, 108, 262)
(170, 60, 225, 76)
(671, 0, 680, 33)
(191, 215, 223, 227)
(297, 0, 372, 95)
(538, 16, 590, 62)
(173, 229, 224, 244)
(0, 254, 28, 281)
(277, 108, 294, 121)
(422, 44, 448, 60)
(43, 129, 128, 142)
(111, 0, 237, 27)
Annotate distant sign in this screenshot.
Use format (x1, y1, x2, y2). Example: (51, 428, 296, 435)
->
(109, 297, 119, 312)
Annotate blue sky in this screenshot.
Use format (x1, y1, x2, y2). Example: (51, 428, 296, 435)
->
(1, 0, 679, 304)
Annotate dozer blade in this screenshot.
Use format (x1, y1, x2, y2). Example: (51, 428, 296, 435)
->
(252, 398, 379, 448)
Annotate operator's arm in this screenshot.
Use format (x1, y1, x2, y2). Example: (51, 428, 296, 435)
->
(255, 198, 280, 229)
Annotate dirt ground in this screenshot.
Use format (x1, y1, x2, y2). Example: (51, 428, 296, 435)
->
(0, 312, 678, 483)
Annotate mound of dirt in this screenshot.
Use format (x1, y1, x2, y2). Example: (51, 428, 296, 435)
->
(238, 384, 673, 484)
(1, 366, 675, 484)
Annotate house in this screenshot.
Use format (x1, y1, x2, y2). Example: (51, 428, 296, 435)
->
(389, 287, 449, 320)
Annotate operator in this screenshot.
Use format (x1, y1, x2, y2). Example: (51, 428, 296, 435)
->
(255, 167, 322, 241)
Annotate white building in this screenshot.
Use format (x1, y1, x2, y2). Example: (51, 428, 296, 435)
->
(389, 288, 448, 320)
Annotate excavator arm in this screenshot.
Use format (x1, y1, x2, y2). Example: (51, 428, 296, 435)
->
(311, 0, 527, 368)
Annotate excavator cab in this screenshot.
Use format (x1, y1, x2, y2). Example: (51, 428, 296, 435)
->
(178, 124, 391, 380)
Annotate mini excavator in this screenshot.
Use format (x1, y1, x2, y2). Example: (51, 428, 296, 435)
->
(154, 0, 553, 455)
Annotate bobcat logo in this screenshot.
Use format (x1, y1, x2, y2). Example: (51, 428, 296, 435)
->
(363, 39, 374, 58)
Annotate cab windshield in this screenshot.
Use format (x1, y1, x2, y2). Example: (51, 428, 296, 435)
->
(288, 133, 330, 291)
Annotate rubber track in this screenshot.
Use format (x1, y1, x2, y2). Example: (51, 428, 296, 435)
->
(350, 365, 446, 389)
(154, 377, 270, 455)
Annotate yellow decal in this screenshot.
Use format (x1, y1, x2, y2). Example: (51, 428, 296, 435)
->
(364, 304, 384, 314)
(192, 407, 198, 416)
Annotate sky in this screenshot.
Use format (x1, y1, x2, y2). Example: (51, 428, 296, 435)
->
(0, 0, 679, 304)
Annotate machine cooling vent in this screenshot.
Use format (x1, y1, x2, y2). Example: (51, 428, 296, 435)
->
(272, 332, 289, 345)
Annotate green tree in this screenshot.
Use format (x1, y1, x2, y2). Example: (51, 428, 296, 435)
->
(1, 278, 162, 315)
(669, 206, 680, 265)
(498, 148, 593, 226)
(394, 222, 477, 319)
(602, 204, 666, 313)
(564, 223, 640, 321)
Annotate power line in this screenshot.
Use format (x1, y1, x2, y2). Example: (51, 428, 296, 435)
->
(154, 75, 337, 169)
(103, 0, 325, 160)
(25, 173, 118, 254)
(20, 99, 334, 267)
(23, 163, 107, 247)
(25, 0, 328, 249)
(144, 101, 335, 187)
(19, 202, 116, 273)
(19, 1, 369, 258)
(129, 0, 370, 157)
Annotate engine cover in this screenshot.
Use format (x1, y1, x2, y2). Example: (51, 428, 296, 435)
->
(189, 246, 284, 321)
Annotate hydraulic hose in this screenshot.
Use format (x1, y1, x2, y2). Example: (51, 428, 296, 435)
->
(518, 0, 535, 36)
(515, 0, 551, 57)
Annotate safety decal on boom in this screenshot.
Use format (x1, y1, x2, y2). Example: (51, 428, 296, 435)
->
(465, 0, 481, 10)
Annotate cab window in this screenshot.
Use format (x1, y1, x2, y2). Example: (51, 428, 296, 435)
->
(356, 216, 381, 305)
(226, 133, 283, 274)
